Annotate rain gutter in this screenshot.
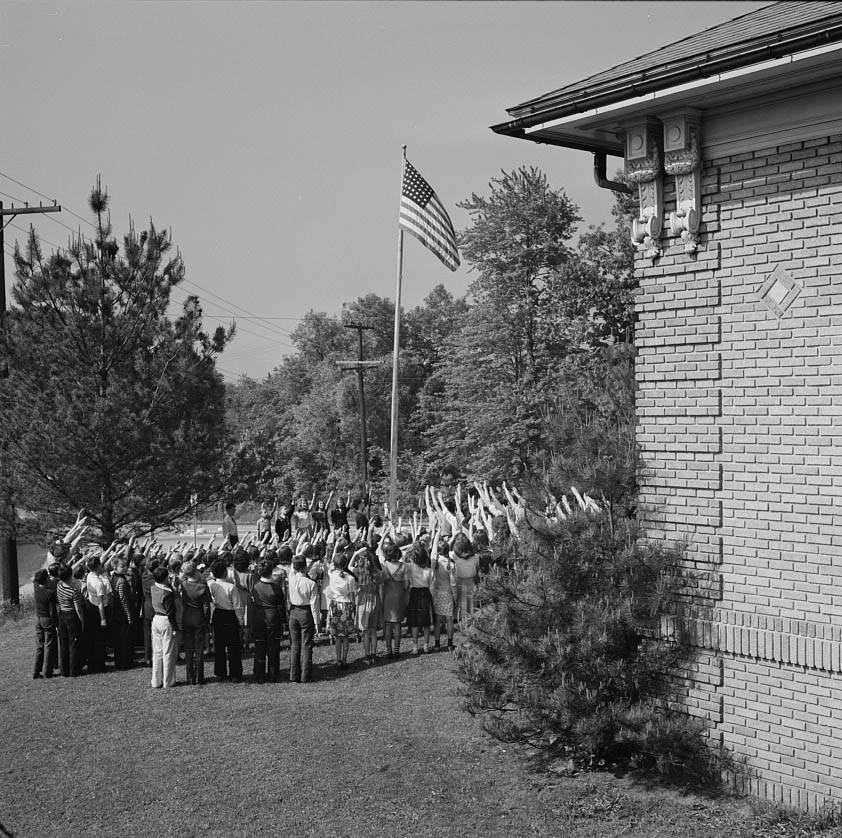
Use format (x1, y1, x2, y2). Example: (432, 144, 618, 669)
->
(491, 22, 842, 140)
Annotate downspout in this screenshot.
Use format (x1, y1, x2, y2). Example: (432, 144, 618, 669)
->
(593, 152, 631, 194)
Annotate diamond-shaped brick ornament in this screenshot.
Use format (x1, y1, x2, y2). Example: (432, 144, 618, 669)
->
(757, 265, 801, 317)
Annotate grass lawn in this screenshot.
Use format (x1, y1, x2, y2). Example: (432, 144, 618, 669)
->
(0, 616, 837, 838)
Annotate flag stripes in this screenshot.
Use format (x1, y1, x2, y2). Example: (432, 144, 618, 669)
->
(399, 159, 459, 272)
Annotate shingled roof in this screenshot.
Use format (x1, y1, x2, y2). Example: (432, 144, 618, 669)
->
(494, 1, 842, 137)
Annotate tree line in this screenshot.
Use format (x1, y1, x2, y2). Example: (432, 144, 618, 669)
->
(0, 166, 636, 543)
(228, 166, 638, 515)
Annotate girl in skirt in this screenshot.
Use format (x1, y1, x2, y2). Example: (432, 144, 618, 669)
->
(350, 544, 382, 664)
(380, 535, 409, 657)
(431, 533, 456, 651)
(405, 541, 434, 655)
(326, 552, 356, 669)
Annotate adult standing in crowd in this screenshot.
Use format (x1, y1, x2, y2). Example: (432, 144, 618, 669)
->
(207, 557, 244, 683)
(250, 558, 285, 683)
(32, 569, 57, 679)
(180, 560, 211, 686)
(288, 553, 320, 683)
(150, 565, 179, 689)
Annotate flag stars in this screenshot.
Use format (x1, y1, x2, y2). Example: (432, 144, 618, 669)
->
(402, 163, 434, 207)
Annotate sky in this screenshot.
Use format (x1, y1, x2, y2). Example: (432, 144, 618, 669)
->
(1, 0, 766, 380)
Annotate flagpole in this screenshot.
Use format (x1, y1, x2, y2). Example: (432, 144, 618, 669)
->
(389, 145, 407, 521)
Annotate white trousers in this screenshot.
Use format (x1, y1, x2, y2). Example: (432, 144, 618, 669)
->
(151, 614, 177, 688)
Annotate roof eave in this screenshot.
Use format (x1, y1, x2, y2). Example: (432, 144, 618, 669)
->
(492, 34, 842, 156)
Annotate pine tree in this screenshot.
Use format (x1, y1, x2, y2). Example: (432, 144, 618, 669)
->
(0, 181, 233, 542)
(458, 510, 720, 785)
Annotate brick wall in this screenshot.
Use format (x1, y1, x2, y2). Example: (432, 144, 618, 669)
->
(635, 134, 842, 810)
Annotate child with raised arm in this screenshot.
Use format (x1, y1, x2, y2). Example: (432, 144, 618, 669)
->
(256, 499, 276, 544)
(325, 547, 356, 669)
(405, 541, 434, 655)
(430, 529, 456, 651)
(349, 539, 382, 664)
(379, 533, 409, 658)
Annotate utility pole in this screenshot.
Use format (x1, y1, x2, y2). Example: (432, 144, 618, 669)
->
(338, 321, 377, 486)
(0, 199, 62, 605)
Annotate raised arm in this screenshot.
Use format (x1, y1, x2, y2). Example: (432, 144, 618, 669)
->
(62, 509, 89, 544)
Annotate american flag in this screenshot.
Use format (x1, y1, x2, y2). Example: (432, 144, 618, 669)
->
(399, 159, 460, 272)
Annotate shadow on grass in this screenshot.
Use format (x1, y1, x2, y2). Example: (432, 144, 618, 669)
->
(491, 728, 737, 808)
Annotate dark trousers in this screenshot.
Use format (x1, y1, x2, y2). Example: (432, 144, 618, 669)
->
(112, 619, 134, 670)
(212, 609, 242, 680)
(182, 622, 207, 684)
(85, 602, 108, 673)
(58, 611, 83, 677)
(288, 606, 314, 683)
(34, 616, 57, 677)
(252, 614, 281, 682)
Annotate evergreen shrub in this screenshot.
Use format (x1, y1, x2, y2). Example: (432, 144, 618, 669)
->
(457, 509, 724, 786)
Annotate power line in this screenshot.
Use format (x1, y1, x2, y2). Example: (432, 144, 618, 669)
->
(0, 189, 26, 204)
(199, 313, 307, 321)
(181, 277, 296, 339)
(0, 170, 55, 202)
(7, 221, 62, 252)
(42, 213, 86, 239)
(169, 293, 295, 347)
(169, 286, 296, 345)
(0, 171, 305, 360)
(222, 340, 296, 361)
(0, 170, 94, 231)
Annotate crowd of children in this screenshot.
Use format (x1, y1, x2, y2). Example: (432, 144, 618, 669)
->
(30, 481, 572, 688)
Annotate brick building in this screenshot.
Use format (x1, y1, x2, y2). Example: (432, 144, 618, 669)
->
(493, 1, 842, 811)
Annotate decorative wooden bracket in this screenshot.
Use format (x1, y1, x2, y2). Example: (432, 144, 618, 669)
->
(625, 118, 663, 261)
(663, 110, 702, 255)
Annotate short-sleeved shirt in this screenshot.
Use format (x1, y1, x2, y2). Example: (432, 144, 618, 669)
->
(326, 569, 356, 603)
(207, 577, 245, 625)
(409, 563, 434, 590)
(288, 570, 320, 626)
(293, 510, 312, 532)
(57, 580, 82, 613)
(85, 572, 113, 607)
(454, 555, 479, 581)
(222, 514, 239, 545)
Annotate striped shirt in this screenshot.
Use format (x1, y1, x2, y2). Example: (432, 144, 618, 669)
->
(56, 580, 82, 613)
